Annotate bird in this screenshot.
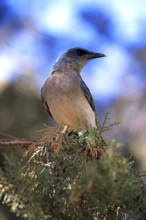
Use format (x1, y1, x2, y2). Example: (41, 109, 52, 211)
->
(41, 47, 106, 133)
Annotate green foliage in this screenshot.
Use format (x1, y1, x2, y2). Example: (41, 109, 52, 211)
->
(0, 117, 146, 220)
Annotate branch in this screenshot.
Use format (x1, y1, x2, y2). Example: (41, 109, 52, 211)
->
(0, 139, 34, 148)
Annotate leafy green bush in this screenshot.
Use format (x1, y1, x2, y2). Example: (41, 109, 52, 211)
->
(0, 117, 146, 220)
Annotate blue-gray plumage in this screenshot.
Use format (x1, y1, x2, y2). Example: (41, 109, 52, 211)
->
(41, 48, 106, 132)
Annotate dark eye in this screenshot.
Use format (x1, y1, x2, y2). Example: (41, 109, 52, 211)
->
(76, 49, 85, 56)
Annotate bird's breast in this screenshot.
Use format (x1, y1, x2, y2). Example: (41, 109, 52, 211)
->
(42, 73, 96, 131)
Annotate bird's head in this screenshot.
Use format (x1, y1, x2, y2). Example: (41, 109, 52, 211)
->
(53, 47, 106, 73)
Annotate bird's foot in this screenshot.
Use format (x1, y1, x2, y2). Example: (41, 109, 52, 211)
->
(50, 125, 68, 155)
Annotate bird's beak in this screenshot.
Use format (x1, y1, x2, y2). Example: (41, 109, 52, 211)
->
(88, 52, 106, 59)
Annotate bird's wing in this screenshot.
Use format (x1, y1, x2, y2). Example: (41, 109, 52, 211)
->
(41, 87, 53, 118)
(80, 80, 106, 143)
(80, 79, 96, 112)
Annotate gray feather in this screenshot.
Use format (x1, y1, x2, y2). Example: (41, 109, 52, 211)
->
(80, 79, 96, 112)
(41, 87, 53, 118)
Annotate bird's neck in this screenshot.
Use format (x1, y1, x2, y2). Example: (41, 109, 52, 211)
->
(52, 62, 81, 75)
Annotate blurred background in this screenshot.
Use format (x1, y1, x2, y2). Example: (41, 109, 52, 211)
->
(0, 0, 146, 219)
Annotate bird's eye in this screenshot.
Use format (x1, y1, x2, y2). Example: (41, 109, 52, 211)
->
(76, 49, 85, 56)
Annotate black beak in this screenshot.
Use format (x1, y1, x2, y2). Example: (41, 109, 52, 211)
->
(88, 52, 106, 59)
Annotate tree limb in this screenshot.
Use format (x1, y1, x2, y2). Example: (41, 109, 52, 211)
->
(0, 139, 34, 148)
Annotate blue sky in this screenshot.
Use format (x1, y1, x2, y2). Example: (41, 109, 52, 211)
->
(0, 0, 146, 100)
